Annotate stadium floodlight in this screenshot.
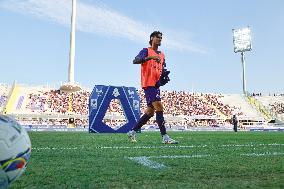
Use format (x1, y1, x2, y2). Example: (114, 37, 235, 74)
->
(60, 0, 81, 93)
(69, 0, 76, 84)
(232, 26, 252, 95)
(233, 27, 252, 53)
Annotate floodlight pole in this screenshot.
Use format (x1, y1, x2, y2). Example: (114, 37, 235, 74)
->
(60, 0, 81, 93)
(68, 0, 77, 84)
(241, 51, 246, 95)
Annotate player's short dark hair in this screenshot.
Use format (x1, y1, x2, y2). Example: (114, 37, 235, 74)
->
(149, 31, 162, 45)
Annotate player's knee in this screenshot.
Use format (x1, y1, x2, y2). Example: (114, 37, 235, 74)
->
(145, 109, 154, 117)
(149, 112, 155, 117)
(152, 102, 163, 111)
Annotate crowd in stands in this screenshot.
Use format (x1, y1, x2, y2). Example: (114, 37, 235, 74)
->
(203, 94, 243, 116)
(251, 92, 284, 97)
(15, 88, 246, 127)
(25, 89, 242, 118)
(6, 83, 284, 127)
(270, 102, 284, 114)
(0, 83, 9, 111)
(18, 118, 88, 126)
(26, 89, 90, 115)
(251, 92, 284, 115)
(162, 91, 216, 116)
(140, 91, 243, 117)
(70, 90, 90, 115)
(104, 99, 124, 116)
(8, 82, 284, 129)
(0, 95, 7, 109)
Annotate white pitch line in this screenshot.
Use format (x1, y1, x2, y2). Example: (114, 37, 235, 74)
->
(32, 147, 81, 150)
(128, 152, 284, 169)
(32, 143, 284, 151)
(32, 145, 206, 150)
(128, 154, 211, 169)
(221, 143, 284, 147)
(128, 156, 166, 169)
(241, 152, 284, 157)
(94, 145, 207, 149)
(152, 154, 211, 159)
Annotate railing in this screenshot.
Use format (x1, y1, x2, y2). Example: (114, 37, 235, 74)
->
(246, 93, 272, 121)
(16, 96, 24, 110)
(2, 81, 18, 114)
(0, 95, 7, 110)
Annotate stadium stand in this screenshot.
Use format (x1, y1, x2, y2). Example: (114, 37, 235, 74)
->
(218, 94, 262, 119)
(4, 83, 284, 129)
(253, 94, 284, 122)
(0, 83, 10, 112)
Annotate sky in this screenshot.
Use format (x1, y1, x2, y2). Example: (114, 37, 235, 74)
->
(0, 0, 283, 94)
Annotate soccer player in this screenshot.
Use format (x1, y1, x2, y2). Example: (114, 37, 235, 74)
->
(127, 31, 178, 144)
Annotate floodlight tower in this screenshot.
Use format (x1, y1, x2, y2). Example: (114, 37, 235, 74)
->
(60, 0, 81, 93)
(69, 0, 76, 84)
(232, 26, 252, 95)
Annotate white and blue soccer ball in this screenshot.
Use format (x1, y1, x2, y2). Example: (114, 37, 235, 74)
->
(0, 115, 31, 189)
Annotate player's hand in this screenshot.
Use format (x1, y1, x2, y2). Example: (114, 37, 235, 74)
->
(147, 56, 160, 63)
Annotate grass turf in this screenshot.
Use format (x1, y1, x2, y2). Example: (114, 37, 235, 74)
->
(10, 131, 284, 189)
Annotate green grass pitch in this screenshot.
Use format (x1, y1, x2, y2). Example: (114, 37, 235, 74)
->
(11, 131, 284, 189)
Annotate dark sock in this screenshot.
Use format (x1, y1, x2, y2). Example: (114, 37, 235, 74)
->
(156, 111, 167, 135)
(132, 113, 152, 132)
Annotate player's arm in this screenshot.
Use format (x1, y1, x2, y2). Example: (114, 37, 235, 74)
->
(133, 48, 148, 64)
(133, 48, 161, 64)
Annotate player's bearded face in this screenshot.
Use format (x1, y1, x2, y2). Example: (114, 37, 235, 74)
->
(153, 35, 162, 46)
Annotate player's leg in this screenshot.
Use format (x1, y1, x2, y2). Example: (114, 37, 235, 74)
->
(151, 93, 178, 144)
(152, 100, 166, 135)
(127, 106, 154, 142)
(127, 87, 155, 142)
(130, 106, 154, 132)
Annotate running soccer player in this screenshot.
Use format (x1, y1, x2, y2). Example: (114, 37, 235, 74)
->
(127, 31, 178, 144)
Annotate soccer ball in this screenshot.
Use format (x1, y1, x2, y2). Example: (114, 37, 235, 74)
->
(0, 115, 31, 189)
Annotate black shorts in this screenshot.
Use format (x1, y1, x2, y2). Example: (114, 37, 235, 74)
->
(143, 87, 161, 107)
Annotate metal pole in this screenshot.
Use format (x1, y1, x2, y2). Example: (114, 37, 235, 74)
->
(68, 0, 77, 84)
(241, 51, 246, 95)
